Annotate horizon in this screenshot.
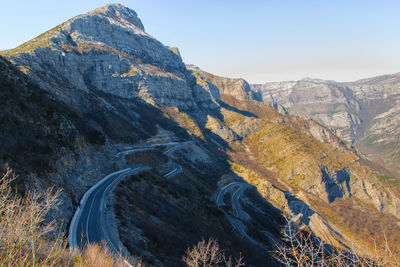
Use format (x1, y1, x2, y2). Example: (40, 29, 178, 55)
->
(1, 1, 399, 83)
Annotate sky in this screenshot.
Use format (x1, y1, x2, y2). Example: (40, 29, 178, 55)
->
(1, 0, 399, 83)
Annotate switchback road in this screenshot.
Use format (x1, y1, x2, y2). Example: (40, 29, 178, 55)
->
(69, 142, 187, 260)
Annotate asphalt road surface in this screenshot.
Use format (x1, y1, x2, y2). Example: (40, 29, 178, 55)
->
(216, 182, 267, 248)
(69, 167, 145, 252)
(69, 142, 187, 255)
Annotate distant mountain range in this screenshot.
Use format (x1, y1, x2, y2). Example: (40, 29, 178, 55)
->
(1, 3, 399, 266)
(252, 74, 400, 177)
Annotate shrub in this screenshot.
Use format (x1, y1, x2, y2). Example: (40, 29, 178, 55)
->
(0, 168, 70, 266)
(74, 242, 136, 267)
(183, 238, 244, 267)
(0, 168, 137, 266)
(274, 216, 399, 267)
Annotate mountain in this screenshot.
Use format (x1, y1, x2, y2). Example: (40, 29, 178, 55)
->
(1, 3, 400, 266)
(252, 74, 400, 177)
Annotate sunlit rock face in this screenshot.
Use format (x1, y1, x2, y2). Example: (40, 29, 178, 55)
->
(2, 4, 400, 263)
(252, 74, 400, 176)
(6, 4, 261, 115)
(6, 4, 197, 110)
(252, 79, 363, 143)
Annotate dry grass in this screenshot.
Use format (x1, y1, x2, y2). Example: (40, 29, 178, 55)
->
(274, 217, 400, 267)
(163, 107, 204, 138)
(0, 168, 137, 266)
(0, 168, 70, 266)
(74, 242, 136, 267)
(225, 108, 400, 254)
(309, 197, 400, 257)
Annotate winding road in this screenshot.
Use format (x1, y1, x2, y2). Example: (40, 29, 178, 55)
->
(216, 182, 267, 248)
(216, 182, 250, 219)
(69, 142, 187, 261)
(68, 167, 147, 253)
(163, 163, 182, 179)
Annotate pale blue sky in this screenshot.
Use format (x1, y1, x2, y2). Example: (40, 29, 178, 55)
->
(1, 0, 399, 83)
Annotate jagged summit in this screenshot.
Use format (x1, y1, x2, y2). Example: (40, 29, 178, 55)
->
(88, 3, 145, 31)
(1, 3, 147, 55)
(1, 3, 262, 111)
(1, 3, 191, 108)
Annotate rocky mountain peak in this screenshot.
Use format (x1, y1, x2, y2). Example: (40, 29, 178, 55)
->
(1, 3, 148, 56)
(2, 3, 264, 113)
(2, 3, 198, 109)
(89, 3, 145, 31)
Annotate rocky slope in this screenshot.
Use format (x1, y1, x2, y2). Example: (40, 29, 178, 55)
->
(252, 75, 400, 177)
(187, 64, 262, 102)
(213, 96, 400, 241)
(346, 74, 400, 177)
(0, 4, 278, 265)
(1, 4, 261, 116)
(1, 3, 400, 266)
(0, 56, 115, 231)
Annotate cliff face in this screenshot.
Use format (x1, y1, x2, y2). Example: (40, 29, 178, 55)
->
(0, 4, 276, 265)
(1, 3, 400, 265)
(252, 75, 400, 177)
(346, 75, 400, 177)
(187, 65, 262, 102)
(3, 4, 262, 116)
(252, 79, 363, 143)
(5, 4, 196, 110)
(0, 56, 118, 236)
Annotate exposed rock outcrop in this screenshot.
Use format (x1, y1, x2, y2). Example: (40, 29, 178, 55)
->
(188, 64, 262, 101)
(252, 79, 363, 143)
(2, 5, 261, 117)
(252, 74, 400, 177)
(1, 3, 400, 264)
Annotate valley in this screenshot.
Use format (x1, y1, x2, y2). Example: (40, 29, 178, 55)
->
(0, 3, 399, 266)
